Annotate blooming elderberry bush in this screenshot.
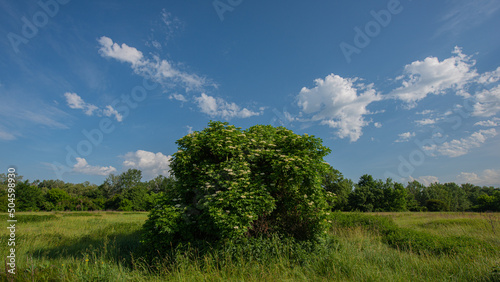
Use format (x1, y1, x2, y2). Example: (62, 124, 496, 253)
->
(142, 121, 334, 250)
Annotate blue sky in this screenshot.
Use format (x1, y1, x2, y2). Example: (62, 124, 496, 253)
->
(1, 0, 500, 186)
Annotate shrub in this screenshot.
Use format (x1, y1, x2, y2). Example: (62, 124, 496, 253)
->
(143, 121, 332, 252)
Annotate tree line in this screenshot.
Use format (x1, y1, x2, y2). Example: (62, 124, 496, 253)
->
(0, 167, 499, 212)
(322, 168, 500, 212)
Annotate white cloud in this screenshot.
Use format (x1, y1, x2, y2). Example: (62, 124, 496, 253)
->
(169, 93, 188, 102)
(424, 129, 497, 157)
(408, 175, 440, 186)
(97, 36, 144, 65)
(297, 74, 381, 142)
(472, 85, 500, 117)
(395, 132, 415, 143)
(474, 117, 500, 127)
(457, 169, 500, 186)
(64, 92, 98, 116)
(123, 150, 172, 180)
(415, 118, 439, 126)
(417, 110, 434, 115)
(477, 66, 500, 84)
(390, 47, 477, 106)
(98, 36, 207, 91)
(64, 92, 122, 122)
(374, 122, 382, 128)
(103, 105, 123, 122)
(194, 93, 261, 119)
(73, 158, 116, 176)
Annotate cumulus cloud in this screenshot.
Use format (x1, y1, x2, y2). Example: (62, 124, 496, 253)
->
(194, 93, 261, 119)
(64, 92, 98, 116)
(297, 74, 381, 142)
(423, 129, 497, 157)
(73, 158, 116, 176)
(169, 93, 188, 102)
(102, 105, 123, 122)
(395, 132, 415, 143)
(390, 47, 477, 106)
(374, 122, 382, 128)
(123, 150, 172, 180)
(477, 66, 500, 84)
(474, 117, 500, 127)
(98, 36, 207, 91)
(64, 92, 122, 122)
(97, 36, 144, 65)
(472, 85, 500, 117)
(457, 169, 500, 186)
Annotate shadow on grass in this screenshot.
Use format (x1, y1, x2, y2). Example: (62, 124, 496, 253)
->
(28, 227, 147, 269)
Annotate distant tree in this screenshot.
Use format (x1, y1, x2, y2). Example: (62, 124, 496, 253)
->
(147, 175, 176, 194)
(122, 183, 153, 211)
(16, 181, 43, 211)
(383, 179, 407, 212)
(475, 191, 500, 212)
(426, 199, 448, 212)
(44, 188, 71, 211)
(406, 180, 425, 210)
(348, 175, 376, 212)
(322, 166, 353, 210)
(99, 169, 143, 198)
(443, 182, 470, 211)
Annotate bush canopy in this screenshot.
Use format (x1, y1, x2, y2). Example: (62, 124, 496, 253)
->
(142, 121, 333, 250)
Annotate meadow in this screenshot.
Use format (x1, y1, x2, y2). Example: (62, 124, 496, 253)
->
(1, 211, 498, 281)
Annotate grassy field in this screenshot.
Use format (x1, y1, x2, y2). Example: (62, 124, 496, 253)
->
(1, 211, 499, 281)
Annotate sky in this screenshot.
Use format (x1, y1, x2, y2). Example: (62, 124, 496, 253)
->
(1, 0, 500, 187)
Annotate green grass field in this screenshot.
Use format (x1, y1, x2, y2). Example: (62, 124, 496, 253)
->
(1, 211, 499, 281)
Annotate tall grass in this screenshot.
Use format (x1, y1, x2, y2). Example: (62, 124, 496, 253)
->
(1, 211, 499, 281)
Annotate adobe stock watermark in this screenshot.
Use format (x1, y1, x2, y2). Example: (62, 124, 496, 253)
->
(384, 98, 475, 183)
(339, 0, 410, 63)
(213, 0, 243, 22)
(51, 77, 158, 179)
(7, 0, 71, 54)
(6, 167, 17, 277)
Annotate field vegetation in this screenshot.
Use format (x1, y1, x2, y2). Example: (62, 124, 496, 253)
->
(1, 211, 499, 281)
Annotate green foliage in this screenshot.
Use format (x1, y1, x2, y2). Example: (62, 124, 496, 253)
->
(348, 176, 407, 212)
(45, 188, 71, 210)
(475, 191, 500, 211)
(322, 166, 352, 210)
(143, 121, 332, 251)
(426, 199, 448, 212)
(16, 181, 44, 211)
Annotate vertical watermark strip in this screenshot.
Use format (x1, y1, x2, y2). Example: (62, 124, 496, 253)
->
(6, 167, 17, 277)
